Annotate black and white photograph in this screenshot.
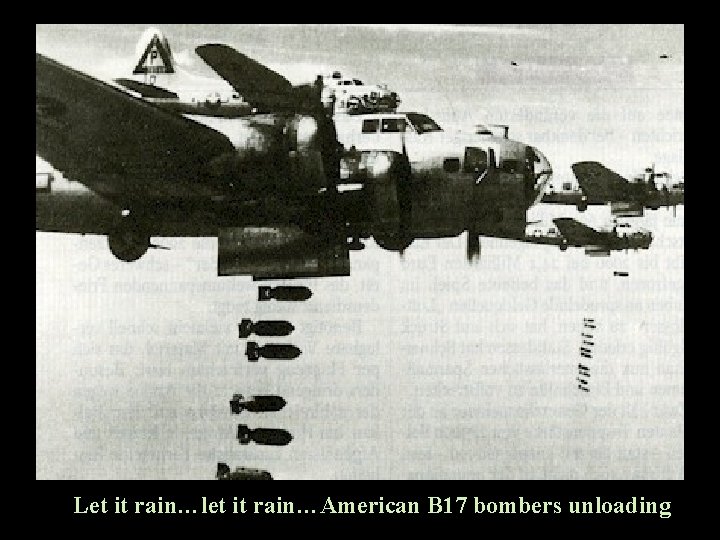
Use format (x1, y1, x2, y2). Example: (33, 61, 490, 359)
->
(36, 24, 683, 481)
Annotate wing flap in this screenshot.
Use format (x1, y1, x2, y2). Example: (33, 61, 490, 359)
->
(36, 53, 235, 201)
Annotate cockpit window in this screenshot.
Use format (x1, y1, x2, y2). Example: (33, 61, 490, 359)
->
(500, 159, 527, 174)
(381, 118, 406, 133)
(353, 79, 363, 85)
(362, 119, 379, 133)
(406, 113, 442, 134)
(342, 80, 353, 86)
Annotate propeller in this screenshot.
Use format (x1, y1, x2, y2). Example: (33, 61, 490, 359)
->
(465, 147, 496, 262)
(466, 229, 481, 263)
(370, 149, 414, 257)
(394, 143, 414, 259)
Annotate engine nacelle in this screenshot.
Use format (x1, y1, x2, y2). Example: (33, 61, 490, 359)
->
(285, 114, 329, 192)
(207, 113, 336, 196)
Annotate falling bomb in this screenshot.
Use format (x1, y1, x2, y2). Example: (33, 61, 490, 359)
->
(230, 394, 287, 414)
(216, 462, 273, 480)
(258, 286, 312, 302)
(246, 341, 301, 361)
(238, 319, 295, 339)
(237, 425, 293, 446)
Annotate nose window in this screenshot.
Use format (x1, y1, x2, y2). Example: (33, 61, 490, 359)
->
(463, 147, 487, 174)
(500, 160, 525, 174)
(362, 119, 379, 133)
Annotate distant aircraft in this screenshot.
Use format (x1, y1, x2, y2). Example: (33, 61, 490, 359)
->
(524, 218, 652, 255)
(542, 161, 684, 216)
(551, 217, 652, 256)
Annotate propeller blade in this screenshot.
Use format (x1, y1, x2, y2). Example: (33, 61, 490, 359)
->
(466, 229, 480, 263)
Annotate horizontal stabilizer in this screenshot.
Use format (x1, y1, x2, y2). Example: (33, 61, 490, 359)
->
(114, 78, 179, 99)
(196, 44, 293, 110)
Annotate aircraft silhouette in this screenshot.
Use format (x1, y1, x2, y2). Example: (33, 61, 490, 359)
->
(542, 161, 684, 217)
(36, 32, 651, 279)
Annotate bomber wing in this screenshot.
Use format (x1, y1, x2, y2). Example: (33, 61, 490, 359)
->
(36, 53, 236, 203)
(571, 161, 638, 202)
(195, 44, 295, 111)
(552, 217, 603, 246)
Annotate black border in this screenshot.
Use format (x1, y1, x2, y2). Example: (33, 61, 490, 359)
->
(34, 21, 688, 532)
(37, 480, 686, 531)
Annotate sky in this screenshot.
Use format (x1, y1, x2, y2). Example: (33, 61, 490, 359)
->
(36, 24, 683, 479)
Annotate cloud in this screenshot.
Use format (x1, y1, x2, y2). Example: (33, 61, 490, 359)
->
(173, 48, 198, 68)
(341, 24, 546, 37)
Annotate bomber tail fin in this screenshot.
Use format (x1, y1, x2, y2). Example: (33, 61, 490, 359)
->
(571, 161, 631, 202)
(132, 28, 176, 85)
